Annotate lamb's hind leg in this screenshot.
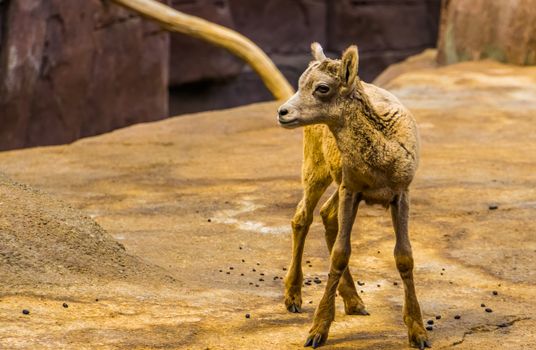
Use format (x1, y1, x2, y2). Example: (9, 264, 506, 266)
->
(391, 191, 430, 349)
(320, 189, 368, 316)
(284, 173, 331, 313)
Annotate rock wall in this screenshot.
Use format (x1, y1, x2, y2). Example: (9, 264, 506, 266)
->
(0, 0, 169, 151)
(0, 0, 441, 150)
(437, 0, 536, 65)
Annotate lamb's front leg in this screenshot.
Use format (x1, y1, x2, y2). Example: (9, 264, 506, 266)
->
(391, 191, 430, 349)
(305, 186, 361, 348)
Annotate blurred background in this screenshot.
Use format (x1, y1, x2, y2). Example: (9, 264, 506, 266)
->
(1, 0, 534, 151)
(0, 0, 442, 150)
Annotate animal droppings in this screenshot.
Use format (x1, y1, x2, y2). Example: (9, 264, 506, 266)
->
(492, 291, 498, 296)
(207, 219, 211, 222)
(427, 320, 434, 325)
(22, 309, 30, 315)
(485, 308, 493, 313)
(282, 267, 287, 271)
(314, 279, 321, 284)
(245, 313, 250, 319)
(306, 260, 311, 264)
(393, 282, 398, 286)
(62, 303, 69, 308)
(260, 273, 264, 276)
(435, 315, 441, 320)
(426, 326, 433, 331)
(229, 267, 234, 270)
(481, 303, 486, 307)
(454, 315, 461, 320)
(357, 281, 365, 286)
(240, 273, 244, 276)
(488, 205, 498, 210)
(259, 278, 264, 282)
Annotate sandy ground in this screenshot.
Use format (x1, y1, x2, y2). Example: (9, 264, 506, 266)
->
(0, 55, 535, 349)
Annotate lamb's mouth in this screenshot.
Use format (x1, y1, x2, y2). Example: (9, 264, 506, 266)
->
(278, 118, 300, 127)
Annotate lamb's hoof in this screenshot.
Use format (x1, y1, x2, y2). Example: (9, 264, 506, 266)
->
(304, 330, 328, 348)
(284, 290, 302, 313)
(408, 321, 431, 349)
(343, 296, 369, 316)
(287, 303, 301, 313)
(304, 320, 331, 348)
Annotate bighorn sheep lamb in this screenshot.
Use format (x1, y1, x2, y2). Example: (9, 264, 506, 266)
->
(277, 43, 429, 349)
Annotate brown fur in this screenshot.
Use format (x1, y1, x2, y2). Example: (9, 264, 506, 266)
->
(277, 43, 429, 349)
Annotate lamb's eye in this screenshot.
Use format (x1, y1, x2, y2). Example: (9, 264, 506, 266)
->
(315, 84, 330, 94)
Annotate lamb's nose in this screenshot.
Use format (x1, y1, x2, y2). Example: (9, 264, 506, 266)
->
(278, 108, 288, 116)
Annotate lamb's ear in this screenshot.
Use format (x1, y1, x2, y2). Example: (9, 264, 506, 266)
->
(339, 45, 359, 89)
(311, 42, 326, 61)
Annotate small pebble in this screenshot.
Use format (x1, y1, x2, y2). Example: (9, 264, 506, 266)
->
(245, 313, 250, 319)
(485, 308, 493, 313)
(454, 315, 461, 320)
(22, 309, 30, 315)
(426, 325, 433, 331)
(488, 205, 498, 210)
(492, 291, 498, 296)
(62, 303, 68, 308)
(427, 320, 434, 325)
(435, 315, 441, 320)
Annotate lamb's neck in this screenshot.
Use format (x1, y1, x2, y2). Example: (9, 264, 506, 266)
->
(329, 87, 387, 156)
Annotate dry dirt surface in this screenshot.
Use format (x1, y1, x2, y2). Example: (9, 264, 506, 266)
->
(1, 55, 535, 349)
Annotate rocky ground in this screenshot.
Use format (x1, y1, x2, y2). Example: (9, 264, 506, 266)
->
(0, 53, 535, 349)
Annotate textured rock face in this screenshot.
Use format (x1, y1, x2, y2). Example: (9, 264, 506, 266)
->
(0, 0, 169, 151)
(437, 0, 536, 65)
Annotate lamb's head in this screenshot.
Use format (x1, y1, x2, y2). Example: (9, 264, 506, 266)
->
(277, 43, 361, 129)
